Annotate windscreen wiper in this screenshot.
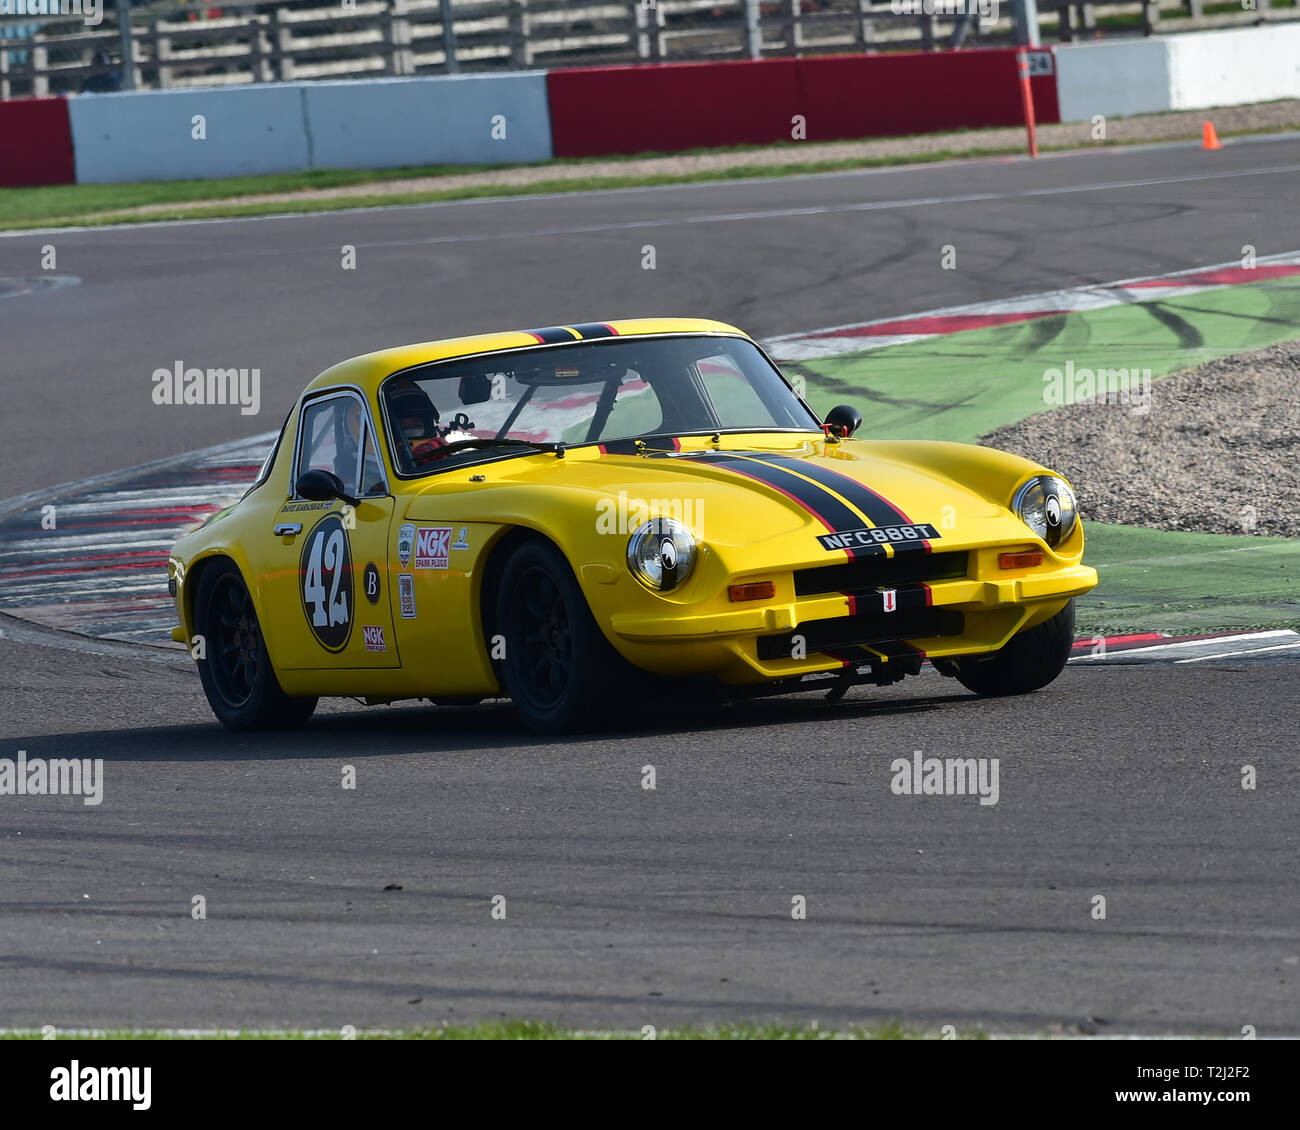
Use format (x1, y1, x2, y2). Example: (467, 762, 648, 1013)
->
(419, 437, 566, 461)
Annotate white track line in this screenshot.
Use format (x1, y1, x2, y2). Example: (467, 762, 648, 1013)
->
(1176, 641, 1300, 663)
(1070, 630, 1300, 662)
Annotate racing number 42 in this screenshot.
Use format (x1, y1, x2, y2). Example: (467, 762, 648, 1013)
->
(304, 526, 349, 628)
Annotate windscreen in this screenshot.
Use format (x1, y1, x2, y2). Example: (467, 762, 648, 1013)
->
(380, 334, 819, 474)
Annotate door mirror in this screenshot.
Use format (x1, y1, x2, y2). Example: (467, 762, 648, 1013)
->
(824, 404, 862, 438)
(296, 469, 360, 507)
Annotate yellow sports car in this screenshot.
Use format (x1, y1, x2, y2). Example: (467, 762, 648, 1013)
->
(167, 317, 1097, 733)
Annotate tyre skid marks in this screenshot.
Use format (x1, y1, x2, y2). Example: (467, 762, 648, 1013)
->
(767, 251, 1300, 361)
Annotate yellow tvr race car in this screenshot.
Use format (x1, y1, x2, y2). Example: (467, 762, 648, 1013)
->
(168, 317, 1098, 733)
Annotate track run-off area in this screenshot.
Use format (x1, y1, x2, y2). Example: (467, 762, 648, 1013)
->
(0, 137, 1297, 1034)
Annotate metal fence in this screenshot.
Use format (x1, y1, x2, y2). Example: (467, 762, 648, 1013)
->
(0, 0, 1291, 98)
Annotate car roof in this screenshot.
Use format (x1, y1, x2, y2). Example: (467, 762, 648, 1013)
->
(304, 318, 750, 397)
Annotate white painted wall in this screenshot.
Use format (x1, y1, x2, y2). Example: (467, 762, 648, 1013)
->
(1166, 25, 1300, 110)
(1055, 25, 1300, 124)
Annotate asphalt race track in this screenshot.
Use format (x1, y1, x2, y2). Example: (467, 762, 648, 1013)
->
(1, 138, 1298, 1034)
(8, 136, 1300, 497)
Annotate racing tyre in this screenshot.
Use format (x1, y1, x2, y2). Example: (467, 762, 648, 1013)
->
(494, 539, 631, 734)
(194, 561, 317, 731)
(954, 599, 1075, 698)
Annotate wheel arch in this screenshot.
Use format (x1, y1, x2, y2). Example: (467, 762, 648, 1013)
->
(476, 526, 563, 660)
(181, 551, 242, 640)
(181, 549, 272, 658)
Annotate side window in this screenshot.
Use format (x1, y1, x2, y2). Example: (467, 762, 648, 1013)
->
(297, 394, 385, 497)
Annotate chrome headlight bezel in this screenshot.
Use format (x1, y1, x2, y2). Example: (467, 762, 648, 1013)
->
(627, 518, 697, 592)
(1012, 475, 1078, 548)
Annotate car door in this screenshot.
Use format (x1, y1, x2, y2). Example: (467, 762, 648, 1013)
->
(260, 388, 400, 670)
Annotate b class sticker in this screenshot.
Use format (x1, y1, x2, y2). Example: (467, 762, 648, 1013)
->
(300, 513, 353, 651)
(363, 562, 381, 605)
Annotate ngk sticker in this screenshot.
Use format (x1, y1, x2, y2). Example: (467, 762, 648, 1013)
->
(362, 625, 387, 652)
(414, 526, 451, 569)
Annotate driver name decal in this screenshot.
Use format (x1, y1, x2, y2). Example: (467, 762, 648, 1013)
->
(818, 523, 940, 551)
(414, 527, 452, 569)
(300, 512, 354, 651)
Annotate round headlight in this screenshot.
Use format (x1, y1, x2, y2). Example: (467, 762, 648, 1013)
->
(627, 518, 696, 592)
(1012, 475, 1078, 548)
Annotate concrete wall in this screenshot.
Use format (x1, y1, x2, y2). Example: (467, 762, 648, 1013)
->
(69, 86, 312, 184)
(67, 73, 554, 184)
(303, 74, 553, 170)
(1056, 25, 1300, 123)
(1056, 39, 1173, 122)
(1167, 25, 1300, 111)
(34, 27, 1300, 187)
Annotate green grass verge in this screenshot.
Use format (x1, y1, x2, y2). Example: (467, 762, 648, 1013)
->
(0, 1019, 980, 1040)
(796, 290, 1300, 636)
(1076, 523, 1300, 636)
(794, 275, 1300, 444)
(0, 148, 1033, 231)
(4, 115, 1297, 232)
(0, 163, 529, 226)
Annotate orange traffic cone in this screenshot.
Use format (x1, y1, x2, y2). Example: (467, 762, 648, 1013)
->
(1202, 121, 1222, 150)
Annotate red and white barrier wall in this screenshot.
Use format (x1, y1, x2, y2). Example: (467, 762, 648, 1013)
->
(548, 48, 1058, 158)
(0, 95, 75, 186)
(0, 26, 1295, 189)
(1, 47, 1054, 187)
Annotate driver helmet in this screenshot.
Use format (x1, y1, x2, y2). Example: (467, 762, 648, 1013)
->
(387, 378, 440, 442)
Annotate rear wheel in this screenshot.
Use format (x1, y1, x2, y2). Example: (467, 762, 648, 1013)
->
(493, 540, 631, 734)
(953, 599, 1075, 697)
(194, 561, 317, 731)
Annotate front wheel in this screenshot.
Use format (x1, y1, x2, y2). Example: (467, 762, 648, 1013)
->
(953, 599, 1075, 697)
(493, 540, 631, 734)
(194, 561, 317, 731)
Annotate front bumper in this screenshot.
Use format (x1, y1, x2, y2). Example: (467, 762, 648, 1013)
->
(607, 544, 1097, 684)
